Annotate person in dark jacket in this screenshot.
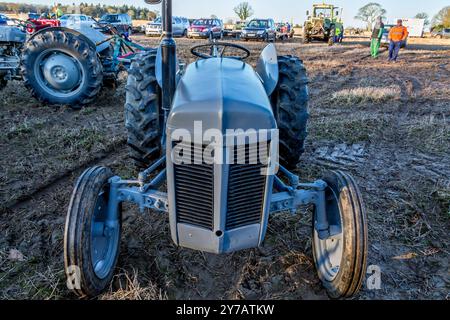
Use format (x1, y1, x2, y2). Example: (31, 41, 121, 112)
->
(370, 17, 384, 58)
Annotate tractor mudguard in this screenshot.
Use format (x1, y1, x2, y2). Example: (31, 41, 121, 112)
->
(256, 44, 279, 96)
(27, 26, 109, 53)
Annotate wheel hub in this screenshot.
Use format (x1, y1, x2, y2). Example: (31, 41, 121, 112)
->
(42, 53, 81, 91)
(313, 186, 344, 282)
(90, 189, 120, 280)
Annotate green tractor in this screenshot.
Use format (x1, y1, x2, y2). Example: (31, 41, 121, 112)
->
(303, 3, 343, 45)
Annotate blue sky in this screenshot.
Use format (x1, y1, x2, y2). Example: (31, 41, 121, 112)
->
(4, 0, 449, 27)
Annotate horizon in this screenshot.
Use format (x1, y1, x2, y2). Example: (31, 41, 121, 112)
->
(1, 0, 448, 27)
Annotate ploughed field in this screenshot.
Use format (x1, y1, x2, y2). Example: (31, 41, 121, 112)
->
(0, 36, 449, 299)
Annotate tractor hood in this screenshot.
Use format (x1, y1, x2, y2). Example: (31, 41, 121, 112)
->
(167, 57, 276, 134)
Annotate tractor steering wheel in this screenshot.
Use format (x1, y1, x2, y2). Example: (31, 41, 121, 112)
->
(191, 42, 250, 60)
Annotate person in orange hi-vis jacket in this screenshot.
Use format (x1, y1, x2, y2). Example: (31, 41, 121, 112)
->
(388, 19, 408, 62)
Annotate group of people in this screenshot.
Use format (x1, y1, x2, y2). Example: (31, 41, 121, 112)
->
(370, 17, 409, 62)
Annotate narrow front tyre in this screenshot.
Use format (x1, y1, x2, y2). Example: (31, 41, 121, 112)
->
(64, 166, 122, 298)
(312, 170, 368, 299)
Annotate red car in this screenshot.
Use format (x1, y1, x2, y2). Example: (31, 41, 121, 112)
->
(187, 18, 223, 39)
(26, 19, 61, 34)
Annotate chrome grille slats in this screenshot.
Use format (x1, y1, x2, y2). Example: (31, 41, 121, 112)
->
(174, 142, 214, 230)
(226, 143, 267, 231)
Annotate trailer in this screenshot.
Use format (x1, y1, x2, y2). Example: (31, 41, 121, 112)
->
(400, 18, 425, 37)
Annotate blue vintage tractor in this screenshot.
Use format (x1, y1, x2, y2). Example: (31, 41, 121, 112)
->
(0, 17, 147, 107)
(64, 0, 368, 299)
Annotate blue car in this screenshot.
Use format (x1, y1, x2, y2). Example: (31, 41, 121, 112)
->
(0, 14, 8, 25)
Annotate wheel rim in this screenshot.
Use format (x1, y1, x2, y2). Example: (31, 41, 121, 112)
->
(34, 49, 85, 99)
(313, 186, 344, 282)
(90, 185, 120, 280)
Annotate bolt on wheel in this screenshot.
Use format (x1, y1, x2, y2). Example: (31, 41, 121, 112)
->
(64, 166, 122, 298)
(312, 170, 368, 299)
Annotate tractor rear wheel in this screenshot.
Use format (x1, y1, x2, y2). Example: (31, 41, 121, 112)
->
(0, 78, 7, 90)
(21, 29, 103, 108)
(125, 49, 162, 169)
(271, 55, 309, 169)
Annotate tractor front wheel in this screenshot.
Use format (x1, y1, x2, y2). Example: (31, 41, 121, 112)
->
(125, 49, 162, 169)
(271, 55, 309, 169)
(21, 29, 103, 108)
(312, 170, 368, 299)
(64, 166, 122, 298)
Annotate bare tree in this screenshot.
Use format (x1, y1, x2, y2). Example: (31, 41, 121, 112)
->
(233, 2, 254, 21)
(432, 6, 450, 29)
(414, 12, 430, 26)
(355, 2, 387, 31)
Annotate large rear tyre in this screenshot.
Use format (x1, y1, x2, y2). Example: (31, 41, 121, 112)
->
(0, 78, 7, 90)
(125, 49, 162, 169)
(271, 55, 309, 169)
(312, 171, 368, 299)
(21, 29, 103, 108)
(64, 166, 122, 298)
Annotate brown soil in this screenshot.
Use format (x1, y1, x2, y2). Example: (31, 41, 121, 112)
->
(0, 36, 448, 300)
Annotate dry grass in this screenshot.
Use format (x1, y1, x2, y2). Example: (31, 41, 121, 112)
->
(332, 86, 401, 105)
(100, 269, 167, 300)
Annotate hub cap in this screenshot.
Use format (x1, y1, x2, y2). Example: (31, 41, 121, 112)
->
(35, 50, 85, 98)
(313, 187, 344, 281)
(90, 187, 120, 280)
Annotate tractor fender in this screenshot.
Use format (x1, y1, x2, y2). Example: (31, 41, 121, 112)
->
(27, 26, 109, 53)
(256, 43, 279, 96)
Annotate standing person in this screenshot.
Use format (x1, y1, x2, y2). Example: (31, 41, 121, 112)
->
(370, 17, 384, 58)
(339, 26, 344, 43)
(53, 4, 64, 19)
(334, 25, 342, 43)
(388, 19, 408, 62)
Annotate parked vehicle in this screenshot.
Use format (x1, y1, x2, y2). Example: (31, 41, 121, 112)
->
(59, 14, 95, 28)
(276, 22, 294, 41)
(27, 13, 40, 20)
(303, 3, 344, 45)
(26, 18, 60, 34)
(432, 28, 450, 39)
(188, 18, 223, 39)
(0, 18, 148, 107)
(97, 13, 132, 35)
(381, 24, 408, 48)
(146, 16, 189, 37)
(241, 19, 277, 42)
(0, 22, 25, 90)
(64, 0, 368, 301)
(223, 21, 245, 38)
(0, 14, 7, 25)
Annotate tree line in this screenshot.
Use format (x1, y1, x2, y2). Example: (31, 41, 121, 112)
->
(0, 2, 158, 20)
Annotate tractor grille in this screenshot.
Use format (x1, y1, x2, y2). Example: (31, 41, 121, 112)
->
(174, 143, 214, 230)
(226, 144, 267, 231)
